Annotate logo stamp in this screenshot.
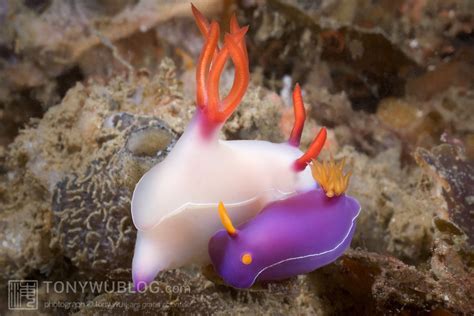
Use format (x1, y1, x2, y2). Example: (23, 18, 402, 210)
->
(8, 280, 38, 310)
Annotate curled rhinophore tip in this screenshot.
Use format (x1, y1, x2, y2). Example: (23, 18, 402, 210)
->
(311, 156, 352, 197)
(218, 201, 237, 236)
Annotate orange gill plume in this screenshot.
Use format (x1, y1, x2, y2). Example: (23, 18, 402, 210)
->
(191, 4, 249, 123)
(311, 156, 352, 198)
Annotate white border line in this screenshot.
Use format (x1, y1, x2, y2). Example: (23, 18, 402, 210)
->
(249, 204, 361, 286)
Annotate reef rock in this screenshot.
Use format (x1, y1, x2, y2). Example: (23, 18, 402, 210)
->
(52, 113, 176, 278)
(415, 143, 474, 245)
(238, 0, 420, 112)
(76, 269, 320, 315)
(311, 214, 474, 315)
(0, 175, 53, 283)
(377, 88, 474, 159)
(0, 60, 187, 281)
(342, 145, 443, 264)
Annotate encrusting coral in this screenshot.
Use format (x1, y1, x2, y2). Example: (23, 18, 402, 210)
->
(52, 114, 176, 277)
(0, 60, 186, 281)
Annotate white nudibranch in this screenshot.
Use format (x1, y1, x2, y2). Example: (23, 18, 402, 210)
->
(130, 4, 327, 290)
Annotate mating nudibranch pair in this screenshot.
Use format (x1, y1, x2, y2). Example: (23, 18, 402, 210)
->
(131, 5, 358, 290)
(210, 159, 360, 288)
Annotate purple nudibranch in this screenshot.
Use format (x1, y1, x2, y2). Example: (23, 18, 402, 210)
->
(209, 159, 360, 289)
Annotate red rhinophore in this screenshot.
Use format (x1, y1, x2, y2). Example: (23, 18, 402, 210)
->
(192, 4, 249, 135)
(288, 83, 306, 146)
(293, 127, 327, 171)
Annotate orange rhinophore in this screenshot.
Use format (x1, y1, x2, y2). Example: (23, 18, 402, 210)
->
(288, 83, 306, 146)
(293, 127, 328, 171)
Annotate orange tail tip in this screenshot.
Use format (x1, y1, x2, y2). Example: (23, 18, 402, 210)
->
(293, 127, 328, 172)
(288, 83, 306, 146)
(192, 4, 250, 125)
